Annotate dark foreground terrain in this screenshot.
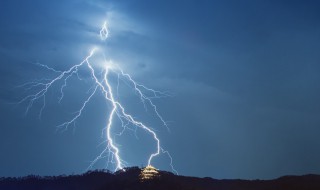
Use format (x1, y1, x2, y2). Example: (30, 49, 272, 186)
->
(1, 167, 320, 190)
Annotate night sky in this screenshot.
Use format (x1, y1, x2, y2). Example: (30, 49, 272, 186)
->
(1, 0, 320, 180)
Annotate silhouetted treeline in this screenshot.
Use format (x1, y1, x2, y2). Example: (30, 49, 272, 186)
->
(1, 167, 320, 190)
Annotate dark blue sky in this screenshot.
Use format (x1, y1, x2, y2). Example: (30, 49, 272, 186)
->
(1, 0, 320, 179)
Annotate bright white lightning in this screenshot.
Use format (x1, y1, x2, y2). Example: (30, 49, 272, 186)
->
(18, 21, 177, 174)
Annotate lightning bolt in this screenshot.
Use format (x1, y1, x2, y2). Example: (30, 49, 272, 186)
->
(100, 21, 109, 41)
(18, 21, 177, 174)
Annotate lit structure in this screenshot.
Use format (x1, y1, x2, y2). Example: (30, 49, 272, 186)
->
(139, 165, 160, 181)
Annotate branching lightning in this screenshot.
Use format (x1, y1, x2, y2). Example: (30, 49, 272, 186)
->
(18, 21, 177, 174)
(100, 21, 109, 41)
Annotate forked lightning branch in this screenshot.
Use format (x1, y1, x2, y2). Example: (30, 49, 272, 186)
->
(18, 21, 177, 174)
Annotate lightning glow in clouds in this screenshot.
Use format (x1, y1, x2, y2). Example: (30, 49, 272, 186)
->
(18, 21, 177, 174)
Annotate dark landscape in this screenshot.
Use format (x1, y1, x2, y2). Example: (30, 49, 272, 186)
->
(1, 167, 320, 190)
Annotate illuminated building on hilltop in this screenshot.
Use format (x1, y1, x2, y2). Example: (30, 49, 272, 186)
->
(139, 165, 160, 181)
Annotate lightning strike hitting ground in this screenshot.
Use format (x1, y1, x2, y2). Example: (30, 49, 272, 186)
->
(18, 21, 177, 174)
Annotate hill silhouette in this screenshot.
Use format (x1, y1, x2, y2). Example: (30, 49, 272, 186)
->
(1, 167, 320, 190)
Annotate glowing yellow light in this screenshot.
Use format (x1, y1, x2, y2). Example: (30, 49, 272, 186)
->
(140, 165, 160, 181)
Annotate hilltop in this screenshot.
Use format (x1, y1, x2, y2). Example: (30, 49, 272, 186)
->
(1, 167, 320, 190)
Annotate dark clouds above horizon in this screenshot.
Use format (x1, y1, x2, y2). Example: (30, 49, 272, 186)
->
(1, 0, 320, 179)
